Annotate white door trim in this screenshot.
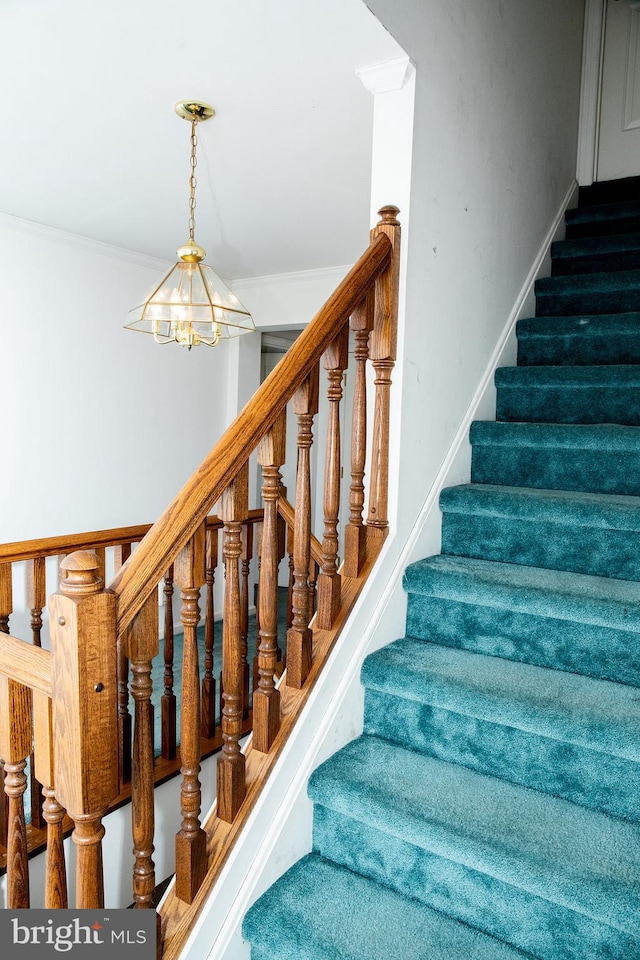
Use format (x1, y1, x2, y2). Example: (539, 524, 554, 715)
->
(577, 0, 607, 185)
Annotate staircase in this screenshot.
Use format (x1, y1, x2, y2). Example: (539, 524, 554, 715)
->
(242, 179, 640, 960)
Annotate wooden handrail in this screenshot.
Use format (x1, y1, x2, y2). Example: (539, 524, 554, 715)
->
(111, 231, 393, 636)
(0, 525, 153, 564)
(0, 512, 265, 566)
(0, 635, 51, 696)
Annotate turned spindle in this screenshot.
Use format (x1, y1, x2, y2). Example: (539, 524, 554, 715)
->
(218, 464, 249, 822)
(287, 366, 319, 688)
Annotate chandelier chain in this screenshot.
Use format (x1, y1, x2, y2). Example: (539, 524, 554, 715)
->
(188, 117, 198, 240)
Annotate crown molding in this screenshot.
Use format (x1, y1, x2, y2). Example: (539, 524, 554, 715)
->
(356, 56, 415, 95)
(231, 263, 351, 292)
(0, 211, 171, 271)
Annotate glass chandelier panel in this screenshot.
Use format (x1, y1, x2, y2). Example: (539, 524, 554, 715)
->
(125, 100, 255, 349)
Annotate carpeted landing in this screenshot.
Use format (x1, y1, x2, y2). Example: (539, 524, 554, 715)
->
(242, 177, 640, 959)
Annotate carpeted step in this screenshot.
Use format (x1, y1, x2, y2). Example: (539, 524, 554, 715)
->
(578, 175, 640, 207)
(439, 483, 640, 580)
(309, 736, 640, 960)
(516, 313, 640, 366)
(470, 420, 640, 495)
(242, 854, 535, 960)
(565, 200, 640, 239)
(403, 554, 640, 685)
(535, 269, 640, 316)
(495, 364, 640, 424)
(551, 233, 640, 275)
(362, 638, 640, 822)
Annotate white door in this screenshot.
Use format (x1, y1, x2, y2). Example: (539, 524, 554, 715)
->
(598, 0, 640, 180)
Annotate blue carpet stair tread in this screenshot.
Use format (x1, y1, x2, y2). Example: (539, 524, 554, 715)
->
(308, 736, 640, 938)
(517, 313, 640, 365)
(362, 639, 640, 762)
(440, 483, 640, 579)
(470, 421, 640, 494)
(362, 640, 640, 822)
(565, 199, 640, 238)
(579, 175, 640, 206)
(535, 269, 640, 315)
(404, 556, 640, 684)
(495, 364, 640, 424)
(242, 854, 534, 960)
(551, 232, 640, 275)
(403, 554, 640, 627)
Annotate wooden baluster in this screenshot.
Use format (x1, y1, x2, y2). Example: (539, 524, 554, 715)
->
(26, 556, 47, 829)
(26, 556, 46, 647)
(201, 532, 218, 739)
(218, 463, 249, 823)
(275, 489, 287, 673)
(0, 562, 12, 848)
(94, 546, 106, 584)
(174, 524, 207, 903)
(114, 544, 133, 783)
(240, 523, 252, 720)
(0, 674, 31, 907)
(308, 558, 318, 617)
(162, 564, 177, 759)
(125, 590, 160, 940)
(287, 367, 319, 689)
(367, 205, 401, 531)
(286, 526, 295, 630)
(344, 290, 375, 577)
(49, 550, 118, 909)
(316, 324, 349, 630)
(252, 522, 263, 692)
(33, 690, 68, 908)
(254, 412, 286, 753)
(0, 561, 12, 635)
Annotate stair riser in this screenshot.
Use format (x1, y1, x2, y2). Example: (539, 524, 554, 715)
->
(363, 690, 640, 823)
(579, 178, 640, 206)
(496, 383, 640, 424)
(405, 594, 640, 686)
(471, 442, 640, 495)
(537, 289, 640, 317)
(313, 806, 631, 960)
(441, 511, 640, 581)
(517, 333, 640, 366)
(566, 216, 640, 239)
(552, 250, 640, 275)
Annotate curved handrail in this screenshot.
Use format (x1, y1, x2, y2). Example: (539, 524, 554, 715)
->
(111, 230, 392, 635)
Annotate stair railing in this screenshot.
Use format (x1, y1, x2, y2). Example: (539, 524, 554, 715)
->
(0, 513, 263, 876)
(0, 206, 400, 945)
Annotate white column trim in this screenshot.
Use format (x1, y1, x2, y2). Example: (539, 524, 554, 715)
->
(577, 0, 607, 185)
(356, 55, 415, 95)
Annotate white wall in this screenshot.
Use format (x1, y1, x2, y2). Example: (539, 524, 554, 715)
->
(0, 216, 230, 544)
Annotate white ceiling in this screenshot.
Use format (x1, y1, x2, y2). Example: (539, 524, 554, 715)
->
(0, 0, 403, 279)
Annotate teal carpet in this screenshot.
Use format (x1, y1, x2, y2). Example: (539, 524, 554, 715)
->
(242, 178, 640, 959)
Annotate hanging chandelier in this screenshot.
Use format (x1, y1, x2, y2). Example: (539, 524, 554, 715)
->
(125, 100, 255, 349)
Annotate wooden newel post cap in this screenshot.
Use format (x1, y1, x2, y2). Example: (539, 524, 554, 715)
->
(59, 551, 103, 596)
(377, 205, 400, 225)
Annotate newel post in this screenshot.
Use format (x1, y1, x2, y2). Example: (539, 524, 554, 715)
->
(49, 551, 118, 909)
(367, 205, 401, 532)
